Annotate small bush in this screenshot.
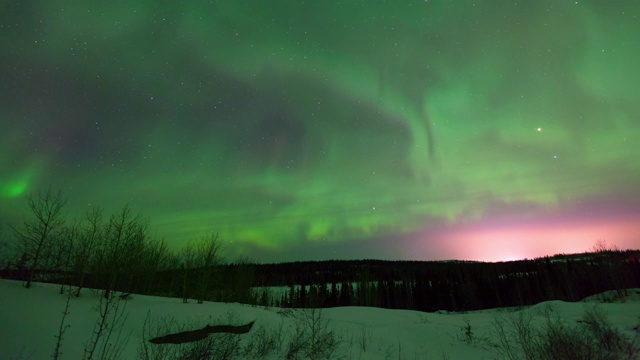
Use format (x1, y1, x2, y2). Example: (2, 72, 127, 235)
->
(242, 321, 285, 359)
(490, 304, 640, 360)
(286, 308, 342, 360)
(456, 318, 474, 346)
(84, 290, 131, 360)
(456, 318, 490, 349)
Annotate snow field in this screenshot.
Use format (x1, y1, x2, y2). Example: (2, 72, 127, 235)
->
(1, 279, 639, 359)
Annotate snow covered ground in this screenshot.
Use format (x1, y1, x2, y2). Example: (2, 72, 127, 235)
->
(1, 279, 638, 359)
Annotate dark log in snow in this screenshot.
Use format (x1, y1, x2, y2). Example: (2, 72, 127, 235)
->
(149, 321, 255, 344)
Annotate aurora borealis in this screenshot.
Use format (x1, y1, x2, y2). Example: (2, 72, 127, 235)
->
(1, 1, 639, 262)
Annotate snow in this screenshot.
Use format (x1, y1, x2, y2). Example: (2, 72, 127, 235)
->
(1, 279, 638, 359)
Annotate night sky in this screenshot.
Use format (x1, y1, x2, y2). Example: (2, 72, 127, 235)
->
(2, 1, 639, 262)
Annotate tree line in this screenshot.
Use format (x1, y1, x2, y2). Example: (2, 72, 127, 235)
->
(2, 188, 639, 312)
(2, 188, 225, 304)
(259, 250, 640, 311)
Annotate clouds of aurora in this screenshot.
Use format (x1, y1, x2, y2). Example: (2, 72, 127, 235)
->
(1, 0, 639, 261)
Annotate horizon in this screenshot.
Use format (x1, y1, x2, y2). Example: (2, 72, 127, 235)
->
(1, 1, 639, 263)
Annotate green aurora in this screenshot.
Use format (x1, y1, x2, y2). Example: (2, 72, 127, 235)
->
(1, 1, 639, 261)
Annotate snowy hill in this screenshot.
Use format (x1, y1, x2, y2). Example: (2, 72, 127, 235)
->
(1, 279, 638, 359)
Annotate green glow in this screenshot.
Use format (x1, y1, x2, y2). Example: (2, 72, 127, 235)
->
(2, 181, 28, 198)
(2, 0, 639, 260)
(0, 162, 37, 198)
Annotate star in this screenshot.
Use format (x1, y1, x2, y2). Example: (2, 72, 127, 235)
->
(1, 0, 638, 262)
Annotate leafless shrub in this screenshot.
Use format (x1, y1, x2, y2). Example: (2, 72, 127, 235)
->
(73, 206, 103, 297)
(195, 232, 222, 304)
(177, 232, 222, 305)
(242, 321, 285, 359)
(535, 310, 594, 360)
(51, 286, 74, 359)
(286, 317, 307, 360)
(91, 206, 149, 300)
(11, 188, 66, 288)
(491, 310, 536, 360)
(83, 290, 130, 360)
(286, 308, 342, 360)
(456, 318, 491, 350)
(490, 305, 640, 360)
(580, 304, 640, 359)
(137, 313, 178, 360)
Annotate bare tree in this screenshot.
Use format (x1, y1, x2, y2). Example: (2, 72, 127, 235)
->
(590, 239, 627, 299)
(55, 222, 78, 294)
(166, 252, 182, 297)
(141, 238, 169, 295)
(73, 206, 103, 297)
(11, 188, 66, 288)
(94, 206, 148, 299)
(52, 283, 74, 359)
(226, 256, 255, 303)
(195, 232, 222, 304)
(83, 286, 131, 360)
(120, 218, 150, 294)
(180, 243, 197, 303)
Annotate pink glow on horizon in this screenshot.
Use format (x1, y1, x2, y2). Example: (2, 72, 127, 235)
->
(427, 216, 640, 262)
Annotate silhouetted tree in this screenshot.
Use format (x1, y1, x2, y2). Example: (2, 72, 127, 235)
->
(94, 206, 148, 299)
(73, 206, 103, 297)
(56, 222, 78, 294)
(329, 282, 339, 307)
(339, 281, 352, 306)
(224, 257, 255, 303)
(356, 268, 376, 307)
(299, 281, 308, 307)
(140, 238, 169, 295)
(180, 243, 197, 303)
(194, 232, 221, 304)
(11, 188, 66, 288)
